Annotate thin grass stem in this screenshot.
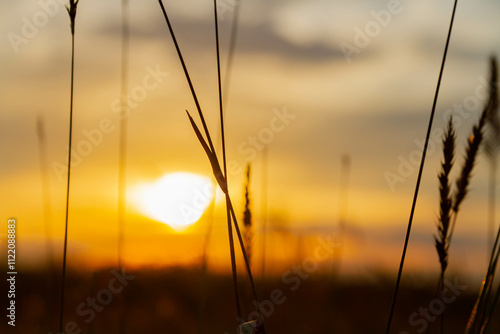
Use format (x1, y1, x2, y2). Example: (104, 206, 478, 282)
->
(213, 0, 244, 321)
(60, 1, 78, 329)
(158, 1, 265, 327)
(157, 0, 216, 155)
(385, 1, 458, 332)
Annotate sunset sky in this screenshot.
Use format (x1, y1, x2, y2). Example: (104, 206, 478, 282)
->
(2, 0, 500, 281)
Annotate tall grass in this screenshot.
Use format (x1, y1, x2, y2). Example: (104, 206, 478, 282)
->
(59, 0, 80, 332)
(467, 214, 500, 334)
(479, 56, 500, 334)
(433, 117, 454, 334)
(385, 1, 459, 332)
(434, 117, 455, 333)
(451, 113, 487, 217)
(484, 57, 499, 253)
(429, 56, 496, 334)
(465, 57, 500, 334)
(199, 3, 242, 329)
(243, 164, 253, 267)
(212, 0, 245, 322)
(156, 0, 266, 330)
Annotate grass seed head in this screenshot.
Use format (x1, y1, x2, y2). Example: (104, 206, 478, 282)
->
(66, 0, 79, 35)
(452, 59, 497, 213)
(435, 117, 455, 273)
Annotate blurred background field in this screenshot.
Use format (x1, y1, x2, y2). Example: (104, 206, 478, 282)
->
(2, 266, 500, 334)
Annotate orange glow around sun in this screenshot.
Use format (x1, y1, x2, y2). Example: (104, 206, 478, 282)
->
(131, 172, 215, 231)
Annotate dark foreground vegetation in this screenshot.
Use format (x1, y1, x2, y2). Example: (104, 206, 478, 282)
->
(3, 266, 499, 333)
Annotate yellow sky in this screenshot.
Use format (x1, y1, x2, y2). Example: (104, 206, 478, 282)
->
(1, 0, 500, 280)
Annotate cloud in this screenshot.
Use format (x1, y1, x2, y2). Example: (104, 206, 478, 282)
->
(92, 9, 346, 63)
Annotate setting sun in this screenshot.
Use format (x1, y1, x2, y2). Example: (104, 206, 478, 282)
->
(132, 172, 215, 231)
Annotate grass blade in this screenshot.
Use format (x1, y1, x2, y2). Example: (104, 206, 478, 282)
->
(432, 117, 455, 333)
(480, 276, 500, 333)
(243, 164, 253, 267)
(463, 57, 498, 334)
(159, 1, 266, 328)
(484, 56, 499, 255)
(435, 117, 455, 275)
(186, 110, 227, 192)
(385, 1, 459, 332)
(60, 1, 79, 332)
(157, 0, 216, 155)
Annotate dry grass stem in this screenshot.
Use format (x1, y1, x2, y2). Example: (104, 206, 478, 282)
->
(59, 0, 80, 332)
(385, 1, 459, 332)
(484, 57, 499, 253)
(243, 164, 253, 266)
(452, 113, 487, 214)
(158, 0, 265, 329)
(435, 117, 455, 275)
(462, 56, 499, 334)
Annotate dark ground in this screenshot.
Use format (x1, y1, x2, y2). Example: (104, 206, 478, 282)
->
(1, 266, 499, 333)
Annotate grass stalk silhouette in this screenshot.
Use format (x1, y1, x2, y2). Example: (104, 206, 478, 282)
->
(157, 0, 266, 329)
(243, 164, 253, 267)
(447, 103, 488, 246)
(479, 58, 500, 333)
(467, 226, 500, 333)
(212, 0, 244, 321)
(434, 117, 455, 275)
(465, 58, 500, 334)
(59, 0, 79, 332)
(199, 3, 242, 329)
(385, 1, 459, 332)
(484, 57, 499, 254)
(430, 57, 495, 334)
(434, 117, 455, 333)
